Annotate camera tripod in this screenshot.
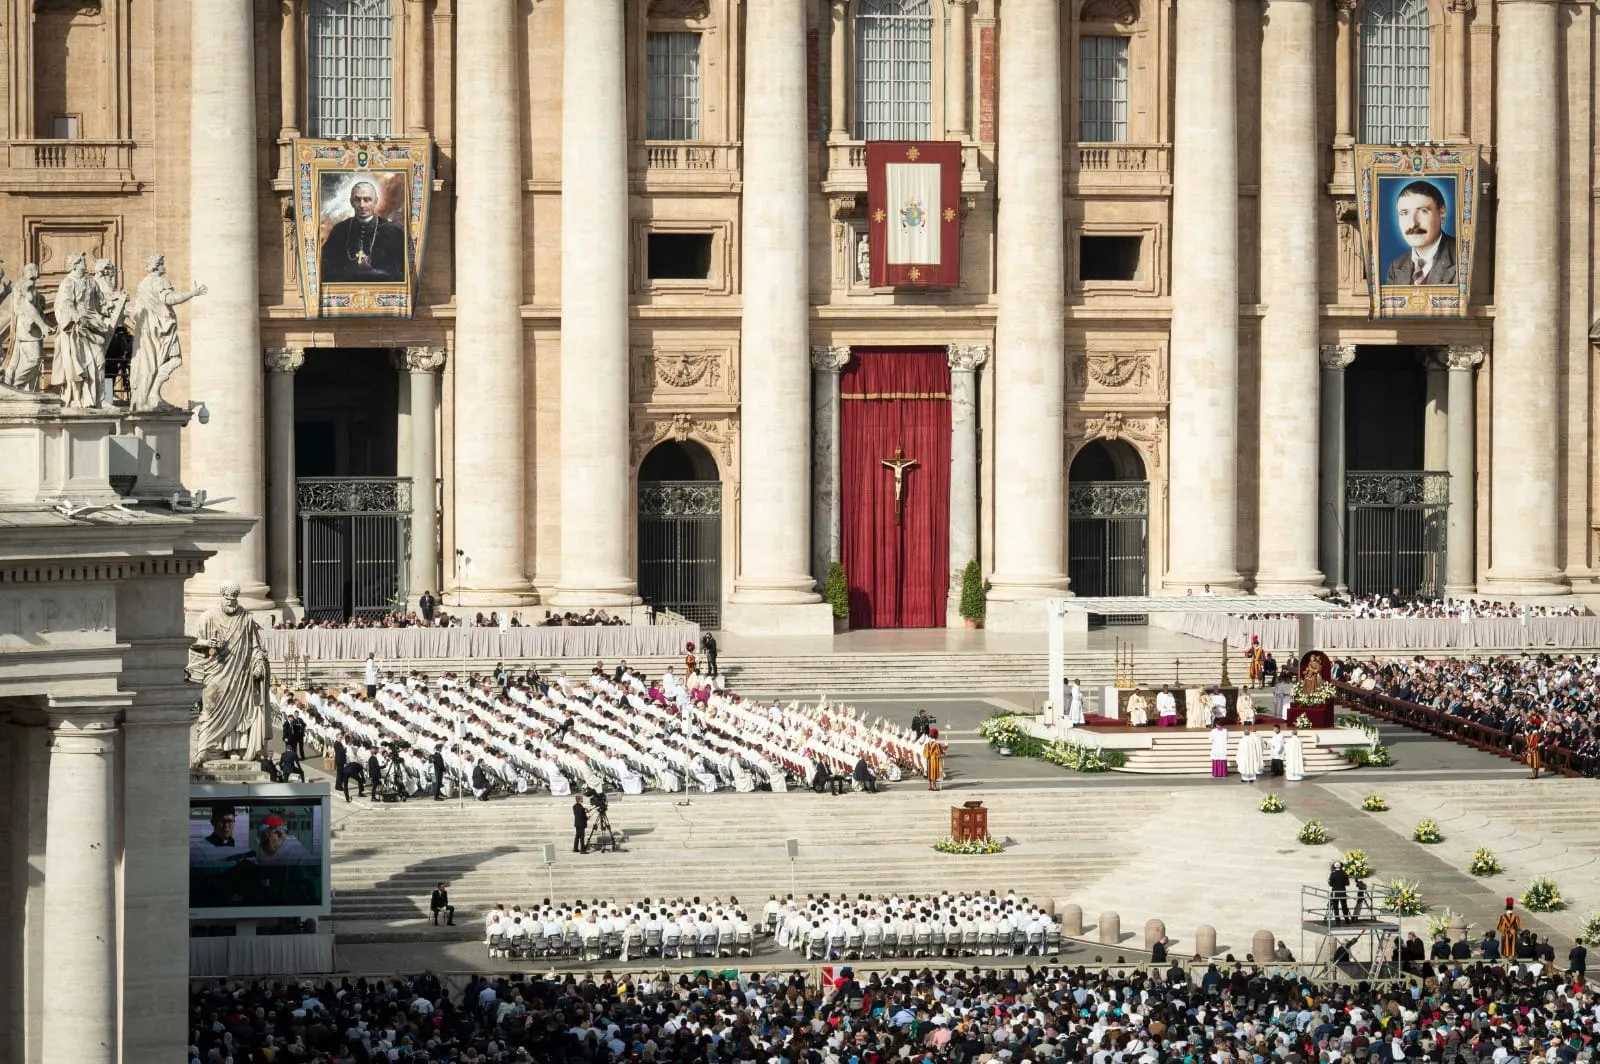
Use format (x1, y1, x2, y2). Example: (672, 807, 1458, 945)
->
(584, 807, 620, 852)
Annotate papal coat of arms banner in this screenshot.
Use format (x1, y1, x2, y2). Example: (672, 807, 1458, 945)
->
(1355, 144, 1479, 319)
(865, 141, 962, 288)
(292, 138, 434, 319)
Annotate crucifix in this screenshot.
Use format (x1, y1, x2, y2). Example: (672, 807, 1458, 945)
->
(880, 446, 920, 525)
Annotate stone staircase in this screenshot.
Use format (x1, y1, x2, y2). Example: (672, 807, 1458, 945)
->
(1114, 731, 1359, 775)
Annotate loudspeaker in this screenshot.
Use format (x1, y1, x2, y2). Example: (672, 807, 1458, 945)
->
(541, 843, 556, 866)
(786, 838, 800, 860)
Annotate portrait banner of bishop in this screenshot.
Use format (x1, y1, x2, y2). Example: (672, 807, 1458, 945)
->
(292, 139, 434, 318)
(866, 141, 962, 288)
(1356, 145, 1479, 319)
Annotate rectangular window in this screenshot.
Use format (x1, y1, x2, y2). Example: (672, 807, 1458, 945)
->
(647, 233, 714, 280)
(1078, 35, 1130, 143)
(307, 0, 395, 139)
(854, 7, 934, 140)
(52, 115, 80, 140)
(646, 32, 703, 141)
(1080, 235, 1142, 282)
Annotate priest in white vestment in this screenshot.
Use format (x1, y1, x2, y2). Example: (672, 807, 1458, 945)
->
(1127, 692, 1149, 727)
(1284, 732, 1307, 781)
(1066, 680, 1085, 726)
(1185, 688, 1208, 729)
(1234, 726, 1264, 782)
(1209, 724, 1229, 778)
(1238, 690, 1257, 724)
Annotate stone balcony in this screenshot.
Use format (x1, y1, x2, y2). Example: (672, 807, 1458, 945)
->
(0, 139, 140, 192)
(629, 141, 742, 193)
(822, 140, 986, 195)
(1068, 142, 1172, 196)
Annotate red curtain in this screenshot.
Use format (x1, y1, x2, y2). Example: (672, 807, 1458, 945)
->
(839, 350, 952, 628)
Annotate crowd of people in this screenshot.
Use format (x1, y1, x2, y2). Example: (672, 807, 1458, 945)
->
(190, 948, 1599, 1064)
(1334, 654, 1600, 776)
(270, 663, 934, 803)
(271, 601, 633, 631)
(1237, 592, 1587, 621)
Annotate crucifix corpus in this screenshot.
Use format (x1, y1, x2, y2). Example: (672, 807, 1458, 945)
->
(880, 446, 920, 525)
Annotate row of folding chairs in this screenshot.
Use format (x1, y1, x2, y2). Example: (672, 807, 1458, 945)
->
(486, 927, 757, 961)
(796, 925, 1063, 960)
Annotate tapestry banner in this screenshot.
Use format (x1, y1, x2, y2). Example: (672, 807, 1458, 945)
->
(866, 141, 961, 288)
(292, 138, 433, 319)
(1356, 145, 1479, 319)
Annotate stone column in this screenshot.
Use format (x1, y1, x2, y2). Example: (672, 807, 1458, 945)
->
(41, 718, 118, 1064)
(1167, 0, 1242, 590)
(727, 0, 830, 633)
(400, 346, 446, 603)
(1254, 0, 1323, 592)
(1487, 0, 1566, 595)
(554, 0, 637, 609)
(1331, 0, 1356, 183)
(828, 0, 848, 141)
(946, 0, 974, 140)
(986, 0, 1068, 627)
(811, 346, 851, 589)
(1447, 0, 1472, 141)
(264, 347, 305, 608)
(1422, 351, 1448, 471)
(278, 0, 301, 140)
(189, 0, 268, 608)
(7, 720, 48, 1064)
(451, 0, 530, 604)
(1318, 344, 1356, 591)
(1445, 345, 1485, 594)
(405, 0, 428, 135)
(946, 344, 988, 625)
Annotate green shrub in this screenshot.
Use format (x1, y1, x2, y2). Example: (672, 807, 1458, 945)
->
(959, 560, 986, 621)
(824, 561, 850, 620)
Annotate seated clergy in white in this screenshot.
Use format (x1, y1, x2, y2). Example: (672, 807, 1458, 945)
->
(1126, 692, 1149, 727)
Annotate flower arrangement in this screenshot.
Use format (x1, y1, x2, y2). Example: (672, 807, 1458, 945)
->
(1341, 850, 1373, 880)
(933, 835, 1002, 855)
(979, 713, 1029, 750)
(1345, 744, 1395, 767)
(1291, 677, 1337, 706)
(1361, 794, 1388, 812)
(1579, 911, 1600, 948)
(1426, 907, 1468, 939)
(1412, 818, 1444, 844)
(1293, 713, 1314, 731)
(1468, 848, 1502, 877)
(1039, 738, 1127, 773)
(1382, 879, 1427, 917)
(1259, 793, 1286, 814)
(1521, 876, 1564, 912)
(1297, 819, 1329, 845)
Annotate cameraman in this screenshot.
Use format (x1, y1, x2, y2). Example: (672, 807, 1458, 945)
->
(572, 795, 588, 853)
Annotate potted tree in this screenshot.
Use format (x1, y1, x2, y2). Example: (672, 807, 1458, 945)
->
(824, 561, 850, 633)
(959, 560, 985, 629)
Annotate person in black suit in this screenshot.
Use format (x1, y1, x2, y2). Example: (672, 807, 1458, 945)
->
(418, 590, 437, 624)
(430, 882, 455, 926)
(319, 181, 405, 283)
(572, 796, 589, 853)
(470, 761, 490, 802)
(431, 747, 447, 801)
(1383, 180, 1457, 286)
(279, 745, 306, 783)
(334, 736, 364, 802)
(701, 633, 719, 678)
(852, 756, 877, 794)
(367, 750, 383, 801)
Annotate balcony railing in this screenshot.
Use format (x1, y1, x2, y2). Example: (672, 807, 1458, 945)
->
(631, 141, 741, 190)
(1, 140, 138, 191)
(1067, 142, 1171, 194)
(823, 140, 983, 191)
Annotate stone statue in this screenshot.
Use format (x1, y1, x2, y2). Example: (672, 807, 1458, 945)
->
(186, 581, 271, 768)
(0, 255, 12, 355)
(93, 258, 129, 404)
(50, 252, 107, 408)
(2, 264, 50, 391)
(856, 233, 872, 285)
(130, 253, 206, 412)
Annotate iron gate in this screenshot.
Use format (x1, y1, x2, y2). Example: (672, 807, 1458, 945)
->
(1345, 471, 1448, 598)
(638, 481, 722, 628)
(298, 477, 412, 622)
(1068, 481, 1149, 624)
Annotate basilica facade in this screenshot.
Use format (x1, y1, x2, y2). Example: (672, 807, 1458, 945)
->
(0, 0, 1593, 633)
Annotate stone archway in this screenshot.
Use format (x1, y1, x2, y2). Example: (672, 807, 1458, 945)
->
(637, 440, 723, 627)
(1067, 438, 1150, 616)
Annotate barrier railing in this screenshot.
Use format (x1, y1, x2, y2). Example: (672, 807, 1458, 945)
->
(1335, 682, 1580, 777)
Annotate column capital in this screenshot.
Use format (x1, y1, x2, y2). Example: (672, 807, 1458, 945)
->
(1444, 344, 1486, 370)
(264, 346, 306, 374)
(945, 0, 978, 6)
(47, 721, 119, 755)
(397, 345, 448, 373)
(947, 344, 990, 372)
(1319, 343, 1357, 370)
(810, 345, 852, 373)
(1447, 0, 1476, 13)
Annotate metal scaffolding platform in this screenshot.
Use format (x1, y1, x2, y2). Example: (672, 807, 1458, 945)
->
(1300, 885, 1404, 981)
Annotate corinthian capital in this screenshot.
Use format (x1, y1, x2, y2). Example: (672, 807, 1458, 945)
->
(947, 344, 989, 372)
(810, 345, 852, 373)
(263, 346, 306, 374)
(1319, 344, 1357, 370)
(1444, 344, 1486, 371)
(397, 345, 448, 373)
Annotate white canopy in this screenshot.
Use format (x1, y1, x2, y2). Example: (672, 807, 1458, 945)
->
(1047, 595, 1346, 615)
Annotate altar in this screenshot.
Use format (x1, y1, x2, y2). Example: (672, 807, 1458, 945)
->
(1100, 686, 1242, 725)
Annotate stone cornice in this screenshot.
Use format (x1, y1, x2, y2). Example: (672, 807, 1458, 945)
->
(0, 553, 210, 585)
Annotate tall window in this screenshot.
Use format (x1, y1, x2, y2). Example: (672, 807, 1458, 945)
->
(308, 0, 394, 139)
(646, 32, 703, 140)
(1078, 35, 1130, 142)
(854, 0, 933, 140)
(1360, 0, 1430, 143)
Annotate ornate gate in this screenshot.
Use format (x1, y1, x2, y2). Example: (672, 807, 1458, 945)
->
(1345, 471, 1448, 598)
(637, 481, 722, 628)
(298, 477, 412, 621)
(1068, 481, 1149, 623)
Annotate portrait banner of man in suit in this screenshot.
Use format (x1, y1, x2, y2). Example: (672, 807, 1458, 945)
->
(1356, 146, 1480, 319)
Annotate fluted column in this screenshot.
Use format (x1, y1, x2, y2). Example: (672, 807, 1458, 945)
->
(399, 346, 446, 603)
(811, 346, 851, 589)
(189, 0, 268, 607)
(1318, 344, 1356, 591)
(451, 0, 530, 604)
(1254, 0, 1323, 592)
(1445, 345, 1484, 594)
(278, 0, 301, 140)
(946, 0, 974, 140)
(405, 0, 428, 135)
(1487, 0, 1567, 595)
(264, 347, 305, 608)
(1167, 0, 1242, 591)
(1331, 0, 1356, 183)
(946, 344, 987, 625)
(727, 0, 829, 633)
(41, 717, 119, 1064)
(554, 0, 637, 608)
(828, 0, 848, 141)
(986, 0, 1067, 626)
(1422, 351, 1448, 471)
(1446, 0, 1473, 141)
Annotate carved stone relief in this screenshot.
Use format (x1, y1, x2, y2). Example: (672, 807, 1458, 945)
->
(631, 346, 736, 402)
(1069, 410, 1166, 469)
(630, 411, 738, 474)
(1068, 348, 1165, 396)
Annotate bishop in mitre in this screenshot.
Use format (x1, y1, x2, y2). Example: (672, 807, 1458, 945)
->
(187, 581, 271, 768)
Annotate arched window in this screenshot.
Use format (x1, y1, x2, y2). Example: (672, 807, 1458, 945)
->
(1360, 0, 1430, 144)
(308, 0, 395, 139)
(854, 0, 934, 140)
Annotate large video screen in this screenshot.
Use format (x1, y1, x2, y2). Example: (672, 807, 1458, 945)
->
(189, 791, 329, 917)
